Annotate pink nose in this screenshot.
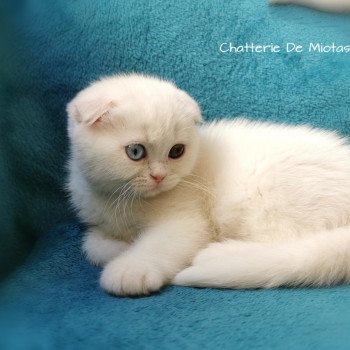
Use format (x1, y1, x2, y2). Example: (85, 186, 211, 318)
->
(150, 174, 166, 184)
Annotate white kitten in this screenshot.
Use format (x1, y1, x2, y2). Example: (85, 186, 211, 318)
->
(67, 74, 350, 296)
(67, 74, 209, 296)
(270, 0, 350, 12)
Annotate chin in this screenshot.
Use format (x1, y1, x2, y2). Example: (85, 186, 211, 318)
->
(142, 190, 162, 198)
(140, 181, 179, 198)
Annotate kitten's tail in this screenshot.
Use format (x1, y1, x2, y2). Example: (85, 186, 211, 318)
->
(173, 226, 350, 289)
(270, 0, 350, 12)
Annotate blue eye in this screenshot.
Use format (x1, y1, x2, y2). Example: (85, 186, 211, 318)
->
(169, 144, 185, 159)
(125, 144, 146, 161)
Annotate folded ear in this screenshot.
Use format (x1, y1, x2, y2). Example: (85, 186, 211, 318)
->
(66, 92, 116, 126)
(176, 89, 203, 124)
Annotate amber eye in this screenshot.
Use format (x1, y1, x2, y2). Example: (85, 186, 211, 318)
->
(125, 144, 146, 161)
(169, 144, 185, 159)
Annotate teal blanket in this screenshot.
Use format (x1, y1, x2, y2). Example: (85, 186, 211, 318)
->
(0, 0, 349, 348)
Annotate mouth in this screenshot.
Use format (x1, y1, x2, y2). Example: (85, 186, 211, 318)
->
(139, 179, 178, 198)
(142, 188, 162, 198)
(141, 181, 170, 197)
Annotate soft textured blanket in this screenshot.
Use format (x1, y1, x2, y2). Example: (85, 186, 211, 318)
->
(0, 0, 349, 348)
(1, 223, 350, 350)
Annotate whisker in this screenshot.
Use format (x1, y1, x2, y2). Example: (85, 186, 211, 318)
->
(112, 182, 132, 234)
(103, 181, 129, 216)
(179, 179, 215, 199)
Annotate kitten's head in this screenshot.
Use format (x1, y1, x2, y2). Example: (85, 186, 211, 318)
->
(67, 74, 202, 198)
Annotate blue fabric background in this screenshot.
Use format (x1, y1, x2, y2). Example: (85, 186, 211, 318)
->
(0, 0, 349, 348)
(2, 224, 350, 350)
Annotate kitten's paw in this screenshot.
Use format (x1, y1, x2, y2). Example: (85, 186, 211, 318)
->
(173, 241, 259, 288)
(173, 266, 208, 286)
(191, 242, 226, 265)
(173, 243, 230, 286)
(100, 257, 165, 296)
(83, 229, 130, 266)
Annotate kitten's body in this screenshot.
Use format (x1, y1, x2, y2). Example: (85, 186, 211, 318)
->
(176, 121, 350, 288)
(67, 74, 350, 296)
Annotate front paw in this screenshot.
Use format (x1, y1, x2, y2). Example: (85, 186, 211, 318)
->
(100, 257, 165, 296)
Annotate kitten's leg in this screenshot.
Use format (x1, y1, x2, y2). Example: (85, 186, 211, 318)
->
(83, 228, 130, 266)
(100, 216, 209, 296)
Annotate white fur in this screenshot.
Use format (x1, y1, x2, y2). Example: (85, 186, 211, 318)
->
(174, 120, 350, 289)
(82, 228, 130, 266)
(270, 0, 350, 12)
(67, 74, 350, 296)
(175, 227, 350, 288)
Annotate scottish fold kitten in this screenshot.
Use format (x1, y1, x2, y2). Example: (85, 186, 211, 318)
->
(67, 74, 350, 296)
(270, 0, 350, 12)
